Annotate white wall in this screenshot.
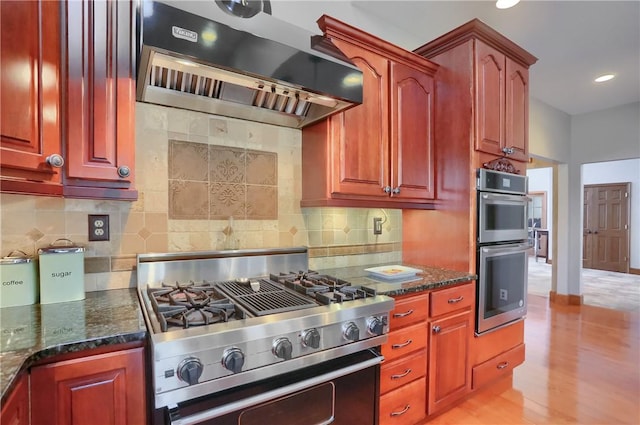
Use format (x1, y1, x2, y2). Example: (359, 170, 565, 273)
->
(582, 159, 640, 268)
(527, 167, 554, 260)
(529, 98, 571, 163)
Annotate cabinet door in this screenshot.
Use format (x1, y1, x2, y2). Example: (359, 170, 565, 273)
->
(427, 311, 472, 415)
(390, 62, 435, 200)
(474, 41, 505, 157)
(64, 0, 136, 199)
(0, 373, 29, 425)
(505, 58, 529, 162)
(30, 347, 146, 425)
(328, 40, 390, 198)
(0, 0, 63, 195)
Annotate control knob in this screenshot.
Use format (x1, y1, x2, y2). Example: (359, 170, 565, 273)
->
(221, 347, 245, 373)
(272, 337, 293, 360)
(177, 357, 203, 385)
(301, 328, 321, 349)
(343, 322, 360, 342)
(367, 316, 387, 336)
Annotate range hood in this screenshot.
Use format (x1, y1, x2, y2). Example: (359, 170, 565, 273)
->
(137, 1, 363, 128)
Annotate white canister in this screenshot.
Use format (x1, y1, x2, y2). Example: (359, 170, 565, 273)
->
(38, 240, 85, 304)
(0, 253, 38, 308)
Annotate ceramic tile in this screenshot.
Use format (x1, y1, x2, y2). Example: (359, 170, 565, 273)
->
(111, 255, 136, 272)
(169, 181, 209, 220)
(246, 150, 277, 185)
(246, 186, 277, 219)
(119, 234, 146, 255)
(85, 257, 111, 274)
(121, 211, 144, 234)
(145, 212, 168, 233)
(209, 146, 245, 183)
(210, 183, 245, 219)
(169, 140, 208, 181)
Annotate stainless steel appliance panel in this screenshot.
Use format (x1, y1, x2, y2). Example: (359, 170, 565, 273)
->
(477, 192, 529, 244)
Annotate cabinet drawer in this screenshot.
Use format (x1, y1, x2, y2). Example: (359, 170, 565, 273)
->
(389, 293, 429, 329)
(430, 282, 474, 317)
(380, 351, 427, 395)
(379, 377, 426, 425)
(381, 322, 427, 363)
(472, 343, 525, 389)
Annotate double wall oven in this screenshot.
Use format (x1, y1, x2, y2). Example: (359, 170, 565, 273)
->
(476, 169, 529, 334)
(136, 248, 394, 425)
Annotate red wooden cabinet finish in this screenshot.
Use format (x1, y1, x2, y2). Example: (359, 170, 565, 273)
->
(0, 0, 63, 195)
(301, 16, 438, 209)
(63, 0, 137, 199)
(30, 347, 146, 425)
(0, 373, 29, 425)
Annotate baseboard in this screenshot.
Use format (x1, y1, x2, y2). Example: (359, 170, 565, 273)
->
(630, 268, 640, 275)
(549, 291, 583, 305)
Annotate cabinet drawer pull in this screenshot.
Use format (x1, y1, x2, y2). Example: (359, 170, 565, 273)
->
(391, 339, 412, 349)
(497, 361, 509, 370)
(447, 296, 464, 304)
(390, 404, 411, 417)
(393, 309, 414, 318)
(390, 368, 412, 380)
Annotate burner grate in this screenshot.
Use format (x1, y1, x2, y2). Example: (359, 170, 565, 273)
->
(216, 279, 318, 316)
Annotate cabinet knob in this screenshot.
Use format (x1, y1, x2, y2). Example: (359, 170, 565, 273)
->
(432, 325, 441, 334)
(392, 187, 400, 194)
(45, 154, 64, 168)
(502, 147, 515, 155)
(383, 186, 392, 194)
(117, 165, 131, 178)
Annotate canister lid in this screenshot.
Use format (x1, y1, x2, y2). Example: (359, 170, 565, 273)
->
(0, 250, 33, 265)
(38, 239, 85, 255)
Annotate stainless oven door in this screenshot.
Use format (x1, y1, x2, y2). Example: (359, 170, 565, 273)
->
(477, 242, 529, 334)
(160, 350, 381, 425)
(478, 192, 529, 244)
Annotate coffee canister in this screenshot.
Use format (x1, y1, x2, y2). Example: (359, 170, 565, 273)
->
(38, 239, 85, 304)
(0, 251, 38, 308)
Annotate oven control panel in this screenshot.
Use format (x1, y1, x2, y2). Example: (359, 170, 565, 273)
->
(153, 312, 390, 395)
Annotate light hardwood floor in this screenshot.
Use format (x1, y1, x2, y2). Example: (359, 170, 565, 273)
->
(421, 295, 640, 424)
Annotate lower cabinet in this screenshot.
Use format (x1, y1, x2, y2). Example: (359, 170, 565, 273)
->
(380, 377, 427, 425)
(0, 373, 29, 425)
(30, 346, 146, 425)
(472, 343, 525, 390)
(426, 283, 474, 416)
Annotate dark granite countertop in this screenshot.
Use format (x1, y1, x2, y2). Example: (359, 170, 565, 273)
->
(0, 288, 146, 403)
(317, 263, 476, 297)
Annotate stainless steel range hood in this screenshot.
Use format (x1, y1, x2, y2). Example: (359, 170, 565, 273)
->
(137, 1, 363, 128)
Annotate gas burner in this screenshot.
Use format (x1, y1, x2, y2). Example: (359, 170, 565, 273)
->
(148, 282, 238, 331)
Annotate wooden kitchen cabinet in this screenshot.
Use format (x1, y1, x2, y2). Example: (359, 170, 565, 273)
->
(0, 0, 64, 196)
(0, 373, 30, 425)
(414, 19, 537, 169)
(426, 282, 474, 416)
(0, 0, 137, 200)
(63, 0, 136, 199)
(30, 346, 146, 425)
(379, 292, 429, 425)
(301, 16, 438, 209)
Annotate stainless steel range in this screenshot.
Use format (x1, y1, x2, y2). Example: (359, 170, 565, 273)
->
(137, 247, 394, 425)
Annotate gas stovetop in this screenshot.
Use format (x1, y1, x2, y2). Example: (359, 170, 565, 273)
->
(136, 248, 394, 409)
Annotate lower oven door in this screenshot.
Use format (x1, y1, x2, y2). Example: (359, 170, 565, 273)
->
(157, 350, 381, 425)
(476, 242, 529, 334)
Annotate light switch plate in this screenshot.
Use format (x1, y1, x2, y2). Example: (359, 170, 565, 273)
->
(373, 217, 383, 235)
(88, 214, 110, 241)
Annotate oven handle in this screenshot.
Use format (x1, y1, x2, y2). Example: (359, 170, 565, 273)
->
(167, 354, 383, 425)
(480, 192, 529, 203)
(480, 243, 530, 255)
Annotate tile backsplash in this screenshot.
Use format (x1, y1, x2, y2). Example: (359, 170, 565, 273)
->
(0, 103, 402, 292)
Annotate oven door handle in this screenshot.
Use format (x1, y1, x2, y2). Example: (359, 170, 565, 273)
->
(480, 243, 530, 255)
(480, 192, 528, 203)
(167, 354, 383, 425)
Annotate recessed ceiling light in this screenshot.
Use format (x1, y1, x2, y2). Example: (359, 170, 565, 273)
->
(496, 0, 520, 9)
(594, 74, 615, 83)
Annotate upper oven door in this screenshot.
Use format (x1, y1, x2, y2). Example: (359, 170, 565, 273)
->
(478, 192, 529, 244)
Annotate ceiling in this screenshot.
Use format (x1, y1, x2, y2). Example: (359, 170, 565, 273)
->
(350, 0, 640, 116)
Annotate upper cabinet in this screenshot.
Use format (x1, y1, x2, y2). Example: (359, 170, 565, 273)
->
(301, 16, 439, 209)
(63, 0, 137, 199)
(415, 19, 537, 166)
(0, 0, 137, 200)
(0, 0, 64, 196)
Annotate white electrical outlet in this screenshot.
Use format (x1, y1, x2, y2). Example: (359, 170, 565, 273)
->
(500, 289, 508, 301)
